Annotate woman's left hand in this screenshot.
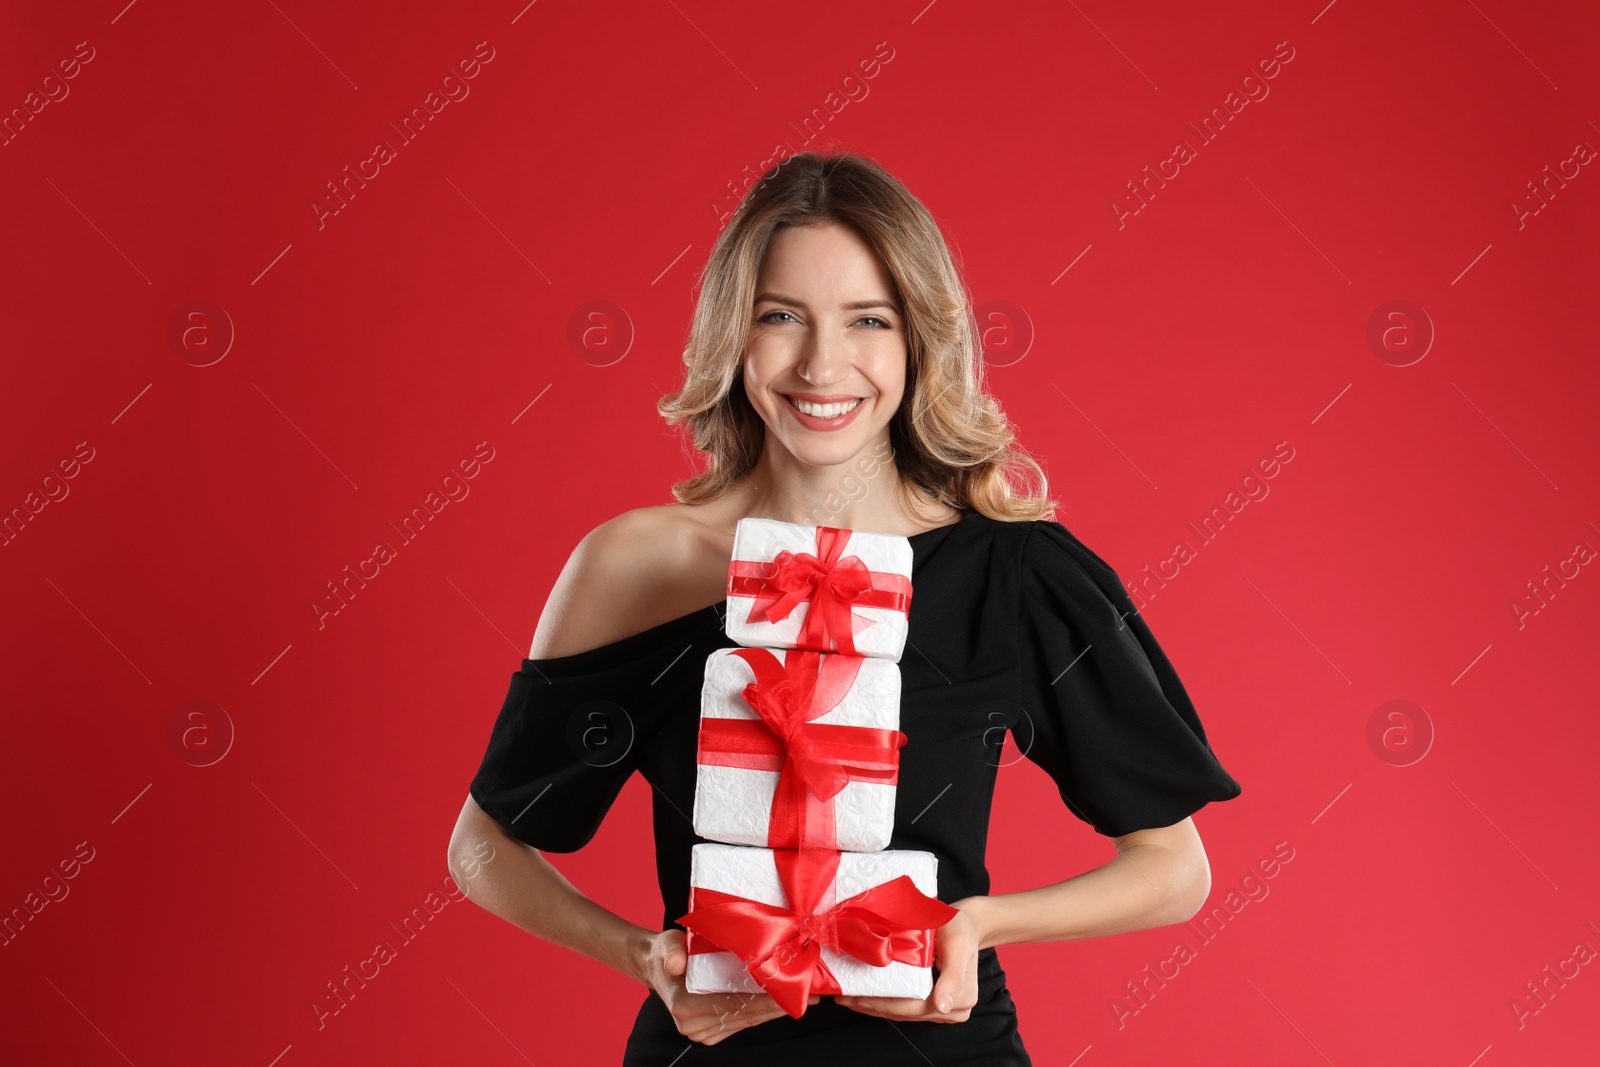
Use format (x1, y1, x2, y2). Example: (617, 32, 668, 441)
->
(833, 896, 984, 1023)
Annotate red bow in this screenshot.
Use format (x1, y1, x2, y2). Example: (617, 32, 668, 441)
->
(678, 847, 959, 1019)
(727, 526, 912, 655)
(696, 648, 907, 850)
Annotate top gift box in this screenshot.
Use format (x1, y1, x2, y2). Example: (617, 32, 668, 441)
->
(725, 518, 914, 662)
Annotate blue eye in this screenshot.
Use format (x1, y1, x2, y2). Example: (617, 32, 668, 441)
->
(757, 310, 894, 328)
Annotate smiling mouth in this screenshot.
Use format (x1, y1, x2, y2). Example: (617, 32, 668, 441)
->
(782, 395, 866, 419)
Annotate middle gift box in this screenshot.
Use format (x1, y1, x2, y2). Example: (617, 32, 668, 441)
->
(692, 645, 907, 853)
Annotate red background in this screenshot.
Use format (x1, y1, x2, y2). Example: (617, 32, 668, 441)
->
(3, 1, 1598, 1063)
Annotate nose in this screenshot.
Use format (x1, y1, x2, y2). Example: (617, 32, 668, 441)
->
(794, 326, 851, 387)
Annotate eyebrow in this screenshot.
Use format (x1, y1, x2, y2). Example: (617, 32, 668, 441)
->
(753, 292, 901, 313)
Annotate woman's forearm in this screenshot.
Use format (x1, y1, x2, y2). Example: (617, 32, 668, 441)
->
(962, 842, 1204, 950)
(450, 821, 654, 986)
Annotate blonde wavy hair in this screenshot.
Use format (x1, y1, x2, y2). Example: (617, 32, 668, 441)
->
(657, 151, 1056, 523)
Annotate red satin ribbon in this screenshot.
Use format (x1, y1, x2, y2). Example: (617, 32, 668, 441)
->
(726, 525, 913, 655)
(697, 648, 908, 850)
(678, 847, 959, 1019)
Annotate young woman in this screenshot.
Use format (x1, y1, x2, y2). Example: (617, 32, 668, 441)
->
(447, 152, 1242, 1063)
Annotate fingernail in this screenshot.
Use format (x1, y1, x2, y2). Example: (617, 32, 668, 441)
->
(938, 994, 951, 1013)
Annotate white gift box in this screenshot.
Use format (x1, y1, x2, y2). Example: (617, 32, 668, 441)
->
(725, 518, 913, 662)
(682, 842, 944, 1001)
(693, 646, 904, 852)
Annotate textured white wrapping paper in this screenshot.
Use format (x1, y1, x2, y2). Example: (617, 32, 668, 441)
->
(693, 647, 902, 852)
(683, 843, 940, 999)
(725, 518, 912, 662)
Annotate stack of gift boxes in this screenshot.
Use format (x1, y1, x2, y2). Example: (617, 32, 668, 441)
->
(675, 519, 958, 1020)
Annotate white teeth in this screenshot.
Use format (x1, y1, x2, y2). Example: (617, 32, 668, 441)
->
(790, 396, 862, 418)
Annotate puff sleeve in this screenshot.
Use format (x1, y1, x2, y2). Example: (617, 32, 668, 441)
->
(468, 616, 706, 853)
(1013, 521, 1241, 837)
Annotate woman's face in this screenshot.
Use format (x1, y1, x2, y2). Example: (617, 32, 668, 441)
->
(743, 221, 907, 469)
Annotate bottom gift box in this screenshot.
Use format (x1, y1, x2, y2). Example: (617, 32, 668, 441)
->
(677, 841, 958, 1017)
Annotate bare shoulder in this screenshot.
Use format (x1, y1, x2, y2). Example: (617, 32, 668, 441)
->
(527, 505, 730, 659)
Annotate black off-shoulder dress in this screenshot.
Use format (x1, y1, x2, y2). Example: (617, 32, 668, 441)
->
(468, 511, 1243, 1064)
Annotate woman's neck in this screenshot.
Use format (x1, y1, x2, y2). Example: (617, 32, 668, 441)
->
(734, 437, 956, 535)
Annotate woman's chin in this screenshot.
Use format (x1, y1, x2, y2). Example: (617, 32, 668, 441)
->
(784, 438, 875, 468)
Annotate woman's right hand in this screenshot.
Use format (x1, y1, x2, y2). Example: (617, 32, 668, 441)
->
(640, 928, 818, 1045)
